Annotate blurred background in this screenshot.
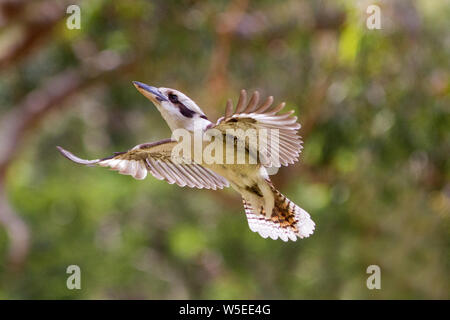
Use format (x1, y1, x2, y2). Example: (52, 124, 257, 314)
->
(0, 0, 448, 299)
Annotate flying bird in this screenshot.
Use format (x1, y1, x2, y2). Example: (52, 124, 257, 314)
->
(57, 82, 315, 241)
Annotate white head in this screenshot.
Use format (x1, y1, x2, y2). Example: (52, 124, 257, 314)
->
(133, 81, 211, 132)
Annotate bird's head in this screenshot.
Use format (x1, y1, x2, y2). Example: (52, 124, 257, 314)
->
(133, 81, 211, 132)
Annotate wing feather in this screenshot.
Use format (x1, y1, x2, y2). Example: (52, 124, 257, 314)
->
(57, 140, 229, 190)
(214, 90, 303, 167)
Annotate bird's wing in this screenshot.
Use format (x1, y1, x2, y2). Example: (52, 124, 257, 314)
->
(57, 139, 229, 190)
(213, 90, 302, 167)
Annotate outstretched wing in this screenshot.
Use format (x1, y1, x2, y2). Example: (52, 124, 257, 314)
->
(57, 139, 229, 190)
(213, 90, 302, 167)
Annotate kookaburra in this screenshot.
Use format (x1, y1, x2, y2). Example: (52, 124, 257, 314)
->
(57, 82, 315, 241)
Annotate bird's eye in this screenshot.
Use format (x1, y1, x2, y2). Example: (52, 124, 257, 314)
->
(168, 93, 178, 103)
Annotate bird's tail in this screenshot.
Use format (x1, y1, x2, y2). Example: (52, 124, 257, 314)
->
(243, 184, 315, 241)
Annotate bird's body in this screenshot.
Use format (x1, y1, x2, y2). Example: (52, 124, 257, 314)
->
(58, 82, 315, 241)
(207, 162, 275, 219)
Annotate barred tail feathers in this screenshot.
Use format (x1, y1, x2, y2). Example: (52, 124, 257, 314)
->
(243, 186, 315, 241)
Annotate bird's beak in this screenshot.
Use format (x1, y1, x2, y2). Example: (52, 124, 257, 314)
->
(133, 81, 168, 103)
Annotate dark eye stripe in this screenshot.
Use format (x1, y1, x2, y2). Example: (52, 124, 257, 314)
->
(168, 92, 197, 118)
(178, 103, 196, 118)
(168, 93, 178, 103)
